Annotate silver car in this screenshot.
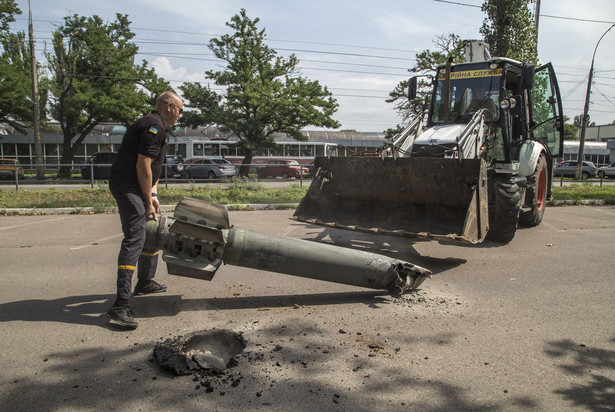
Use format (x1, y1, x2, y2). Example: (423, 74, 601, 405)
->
(597, 162, 615, 179)
(553, 160, 597, 179)
(183, 157, 237, 179)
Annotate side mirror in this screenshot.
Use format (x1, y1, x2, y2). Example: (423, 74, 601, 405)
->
(408, 77, 418, 100)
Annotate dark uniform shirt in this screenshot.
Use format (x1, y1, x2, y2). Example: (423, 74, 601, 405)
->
(110, 111, 168, 191)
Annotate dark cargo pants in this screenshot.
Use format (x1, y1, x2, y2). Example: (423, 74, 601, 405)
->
(110, 184, 159, 305)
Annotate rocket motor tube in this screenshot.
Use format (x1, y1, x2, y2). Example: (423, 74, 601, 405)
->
(222, 227, 430, 294)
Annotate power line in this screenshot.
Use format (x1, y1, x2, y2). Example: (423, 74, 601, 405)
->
(298, 66, 407, 77)
(542, 14, 615, 25)
(432, 0, 615, 24)
(432, 0, 480, 8)
(140, 52, 414, 71)
(14, 17, 418, 55)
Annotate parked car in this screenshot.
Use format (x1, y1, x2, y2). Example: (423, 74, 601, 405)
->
(0, 158, 25, 180)
(553, 160, 597, 179)
(257, 159, 309, 179)
(183, 157, 237, 179)
(81, 152, 117, 180)
(306, 161, 316, 177)
(597, 162, 615, 179)
(160, 154, 185, 179)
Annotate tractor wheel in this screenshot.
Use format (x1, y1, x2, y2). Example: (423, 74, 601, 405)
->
(519, 155, 548, 227)
(487, 175, 521, 243)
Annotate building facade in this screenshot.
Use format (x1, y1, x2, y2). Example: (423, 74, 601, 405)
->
(1, 122, 613, 167)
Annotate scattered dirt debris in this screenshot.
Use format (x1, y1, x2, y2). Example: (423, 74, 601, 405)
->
(153, 329, 246, 376)
(392, 290, 463, 308)
(152, 331, 271, 397)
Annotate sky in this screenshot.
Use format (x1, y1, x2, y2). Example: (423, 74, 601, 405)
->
(8, 0, 615, 132)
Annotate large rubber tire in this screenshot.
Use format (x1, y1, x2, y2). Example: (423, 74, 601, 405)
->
(519, 155, 548, 227)
(208, 171, 216, 180)
(487, 175, 521, 243)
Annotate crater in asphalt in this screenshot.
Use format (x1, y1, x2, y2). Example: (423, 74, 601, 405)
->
(153, 329, 246, 375)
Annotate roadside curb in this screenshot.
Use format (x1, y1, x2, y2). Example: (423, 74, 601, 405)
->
(550, 199, 607, 206)
(0, 203, 300, 216)
(0, 200, 609, 216)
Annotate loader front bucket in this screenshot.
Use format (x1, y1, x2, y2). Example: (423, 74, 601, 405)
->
(293, 156, 489, 243)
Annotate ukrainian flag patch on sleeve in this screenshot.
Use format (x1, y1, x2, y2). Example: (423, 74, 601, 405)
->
(148, 127, 158, 135)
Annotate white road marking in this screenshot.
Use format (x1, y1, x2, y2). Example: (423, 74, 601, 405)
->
(281, 225, 297, 237)
(0, 216, 72, 231)
(70, 233, 123, 250)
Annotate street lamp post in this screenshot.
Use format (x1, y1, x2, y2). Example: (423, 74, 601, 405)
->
(576, 24, 615, 180)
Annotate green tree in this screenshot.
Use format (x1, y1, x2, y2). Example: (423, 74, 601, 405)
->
(0, 0, 45, 133)
(45, 13, 168, 177)
(0, 0, 19, 31)
(387, 33, 463, 125)
(563, 116, 578, 140)
(179, 9, 339, 175)
(480, 0, 538, 63)
(573, 115, 583, 128)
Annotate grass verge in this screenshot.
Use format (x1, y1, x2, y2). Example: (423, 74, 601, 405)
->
(1, 180, 614, 211)
(0, 178, 308, 210)
(550, 183, 615, 204)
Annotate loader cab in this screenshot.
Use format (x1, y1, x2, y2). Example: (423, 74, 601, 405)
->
(528, 63, 564, 158)
(494, 61, 564, 162)
(425, 60, 564, 162)
(428, 62, 503, 126)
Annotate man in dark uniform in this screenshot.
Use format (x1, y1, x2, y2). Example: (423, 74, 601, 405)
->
(106, 91, 183, 329)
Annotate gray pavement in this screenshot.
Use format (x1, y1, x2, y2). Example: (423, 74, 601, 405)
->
(0, 206, 614, 411)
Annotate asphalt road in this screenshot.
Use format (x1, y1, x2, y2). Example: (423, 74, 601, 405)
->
(0, 205, 613, 411)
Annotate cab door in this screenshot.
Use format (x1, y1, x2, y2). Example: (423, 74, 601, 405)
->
(530, 63, 565, 157)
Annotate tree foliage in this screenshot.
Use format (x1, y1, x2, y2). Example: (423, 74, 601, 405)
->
(480, 0, 538, 62)
(563, 116, 578, 141)
(0, 0, 19, 32)
(179, 9, 339, 174)
(0, 0, 45, 133)
(386, 33, 464, 128)
(45, 13, 168, 176)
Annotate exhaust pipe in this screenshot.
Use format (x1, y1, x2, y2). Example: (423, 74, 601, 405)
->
(145, 198, 431, 295)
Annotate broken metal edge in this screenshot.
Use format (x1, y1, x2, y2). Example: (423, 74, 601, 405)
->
(291, 216, 479, 244)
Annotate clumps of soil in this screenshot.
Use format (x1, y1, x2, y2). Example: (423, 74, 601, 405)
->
(152, 330, 262, 395)
(392, 290, 465, 309)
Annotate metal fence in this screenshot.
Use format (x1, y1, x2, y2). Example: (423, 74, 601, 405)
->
(0, 163, 310, 190)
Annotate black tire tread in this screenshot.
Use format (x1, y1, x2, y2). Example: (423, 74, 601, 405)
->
(487, 176, 521, 243)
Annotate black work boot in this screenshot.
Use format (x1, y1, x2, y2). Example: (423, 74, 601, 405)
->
(133, 279, 167, 296)
(107, 304, 138, 329)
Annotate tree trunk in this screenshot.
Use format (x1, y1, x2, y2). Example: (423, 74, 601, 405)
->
(240, 154, 253, 177)
(58, 144, 78, 178)
(57, 121, 99, 178)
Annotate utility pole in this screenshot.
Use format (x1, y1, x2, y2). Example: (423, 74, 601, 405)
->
(576, 24, 615, 180)
(534, 0, 541, 34)
(28, 0, 44, 180)
(534, 0, 541, 64)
